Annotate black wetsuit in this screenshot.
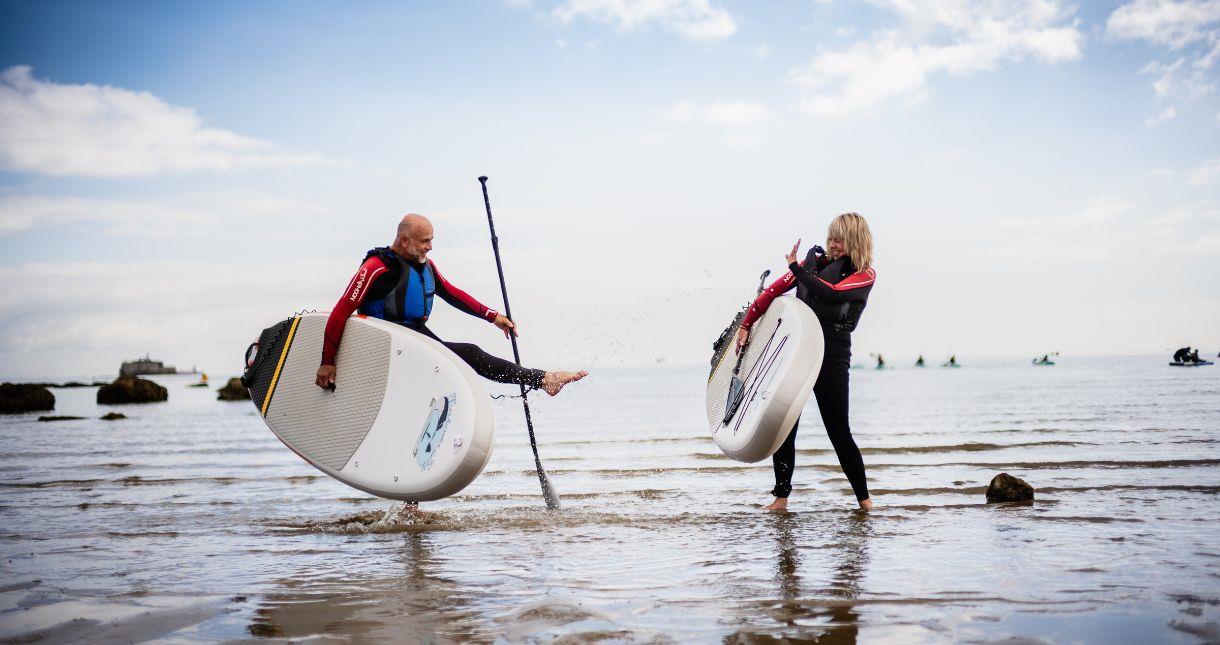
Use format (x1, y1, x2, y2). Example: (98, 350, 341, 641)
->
(747, 251, 874, 501)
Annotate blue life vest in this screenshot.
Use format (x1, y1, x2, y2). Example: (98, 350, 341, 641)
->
(357, 247, 435, 326)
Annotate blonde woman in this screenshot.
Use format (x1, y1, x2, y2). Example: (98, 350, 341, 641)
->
(735, 213, 877, 511)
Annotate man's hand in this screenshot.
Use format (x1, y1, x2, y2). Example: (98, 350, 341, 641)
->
(785, 238, 801, 266)
(316, 365, 336, 390)
(735, 327, 750, 354)
(493, 314, 517, 339)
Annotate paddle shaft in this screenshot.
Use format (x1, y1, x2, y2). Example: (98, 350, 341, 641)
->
(477, 176, 561, 510)
(731, 269, 772, 375)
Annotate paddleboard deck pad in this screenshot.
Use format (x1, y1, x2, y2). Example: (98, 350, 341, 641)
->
(241, 313, 495, 501)
(1170, 361, 1214, 366)
(706, 296, 823, 463)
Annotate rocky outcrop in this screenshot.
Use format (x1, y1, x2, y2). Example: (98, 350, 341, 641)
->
(38, 415, 85, 421)
(0, 383, 56, 414)
(96, 377, 168, 405)
(986, 473, 1034, 502)
(217, 378, 251, 401)
(100, 412, 127, 421)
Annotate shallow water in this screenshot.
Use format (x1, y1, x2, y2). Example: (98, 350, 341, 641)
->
(1, 357, 1218, 643)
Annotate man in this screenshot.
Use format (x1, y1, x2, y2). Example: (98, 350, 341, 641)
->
(316, 214, 587, 395)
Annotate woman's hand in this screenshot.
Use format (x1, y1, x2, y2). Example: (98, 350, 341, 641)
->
(785, 238, 801, 266)
(735, 326, 750, 354)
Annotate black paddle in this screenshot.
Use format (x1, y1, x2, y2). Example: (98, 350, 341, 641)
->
(478, 176, 561, 510)
(723, 269, 771, 424)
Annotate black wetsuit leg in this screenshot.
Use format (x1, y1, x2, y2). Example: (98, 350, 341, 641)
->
(770, 330, 869, 501)
(771, 416, 800, 498)
(413, 324, 545, 389)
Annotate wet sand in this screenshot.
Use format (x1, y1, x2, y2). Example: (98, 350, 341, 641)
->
(1, 358, 1218, 642)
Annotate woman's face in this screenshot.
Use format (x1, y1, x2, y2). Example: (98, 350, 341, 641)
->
(826, 234, 846, 260)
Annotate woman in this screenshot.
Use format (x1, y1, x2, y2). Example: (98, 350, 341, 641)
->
(735, 212, 876, 511)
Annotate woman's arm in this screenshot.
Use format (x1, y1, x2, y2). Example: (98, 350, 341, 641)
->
(788, 262, 876, 304)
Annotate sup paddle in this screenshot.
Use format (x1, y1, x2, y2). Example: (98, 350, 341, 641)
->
(723, 269, 771, 424)
(477, 176, 562, 510)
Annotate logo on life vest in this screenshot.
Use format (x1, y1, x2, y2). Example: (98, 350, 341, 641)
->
(349, 267, 368, 302)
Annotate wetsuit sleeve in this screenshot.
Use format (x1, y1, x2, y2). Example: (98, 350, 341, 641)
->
(429, 260, 499, 322)
(788, 263, 876, 304)
(740, 270, 799, 330)
(321, 256, 389, 366)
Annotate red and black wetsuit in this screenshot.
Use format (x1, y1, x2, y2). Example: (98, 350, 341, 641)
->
(741, 248, 876, 501)
(322, 250, 545, 388)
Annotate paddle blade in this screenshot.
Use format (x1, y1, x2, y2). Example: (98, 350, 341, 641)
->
(723, 375, 745, 425)
(539, 469, 561, 509)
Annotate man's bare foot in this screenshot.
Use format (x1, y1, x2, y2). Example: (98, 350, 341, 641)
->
(858, 498, 873, 512)
(762, 497, 788, 511)
(541, 370, 588, 396)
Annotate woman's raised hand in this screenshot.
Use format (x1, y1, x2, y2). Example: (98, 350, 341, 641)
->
(785, 239, 801, 265)
(735, 326, 750, 354)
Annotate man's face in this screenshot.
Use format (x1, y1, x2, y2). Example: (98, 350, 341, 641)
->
(401, 222, 434, 262)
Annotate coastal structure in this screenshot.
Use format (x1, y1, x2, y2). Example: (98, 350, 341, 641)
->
(119, 356, 181, 377)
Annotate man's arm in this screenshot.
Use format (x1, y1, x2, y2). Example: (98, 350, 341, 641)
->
(321, 256, 388, 367)
(429, 260, 499, 322)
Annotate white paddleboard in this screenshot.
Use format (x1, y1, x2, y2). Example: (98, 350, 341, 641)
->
(242, 313, 495, 501)
(706, 296, 823, 463)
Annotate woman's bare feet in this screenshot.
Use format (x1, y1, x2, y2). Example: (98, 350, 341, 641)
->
(762, 497, 788, 511)
(858, 498, 873, 512)
(541, 370, 588, 396)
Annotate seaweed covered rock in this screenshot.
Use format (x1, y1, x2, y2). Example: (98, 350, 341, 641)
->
(0, 383, 56, 414)
(986, 472, 1034, 503)
(217, 378, 251, 401)
(100, 412, 127, 421)
(97, 377, 168, 405)
(38, 415, 85, 421)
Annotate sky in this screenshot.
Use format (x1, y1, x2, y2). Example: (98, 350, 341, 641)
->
(1, 0, 1218, 379)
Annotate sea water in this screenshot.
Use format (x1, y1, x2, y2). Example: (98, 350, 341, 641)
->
(0, 357, 1217, 642)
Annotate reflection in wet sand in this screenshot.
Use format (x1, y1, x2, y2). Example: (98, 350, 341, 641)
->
(725, 513, 870, 643)
(248, 530, 482, 640)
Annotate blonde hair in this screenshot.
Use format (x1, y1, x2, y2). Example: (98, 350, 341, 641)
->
(827, 212, 872, 272)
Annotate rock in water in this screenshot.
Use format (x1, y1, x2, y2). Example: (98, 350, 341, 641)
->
(986, 472, 1034, 502)
(38, 415, 86, 421)
(96, 377, 168, 404)
(217, 378, 251, 401)
(0, 383, 56, 414)
(100, 412, 127, 421)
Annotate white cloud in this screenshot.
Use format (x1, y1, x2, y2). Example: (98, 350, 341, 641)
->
(1107, 1, 1220, 122)
(554, 0, 737, 42)
(789, 1, 1083, 117)
(1188, 157, 1220, 184)
(665, 99, 774, 126)
(0, 66, 327, 178)
(1106, 0, 1220, 48)
(0, 194, 330, 237)
(999, 197, 1136, 230)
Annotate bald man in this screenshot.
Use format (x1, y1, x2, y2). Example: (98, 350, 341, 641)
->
(316, 214, 587, 395)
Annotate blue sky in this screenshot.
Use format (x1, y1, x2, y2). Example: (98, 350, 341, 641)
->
(1, 0, 1219, 378)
